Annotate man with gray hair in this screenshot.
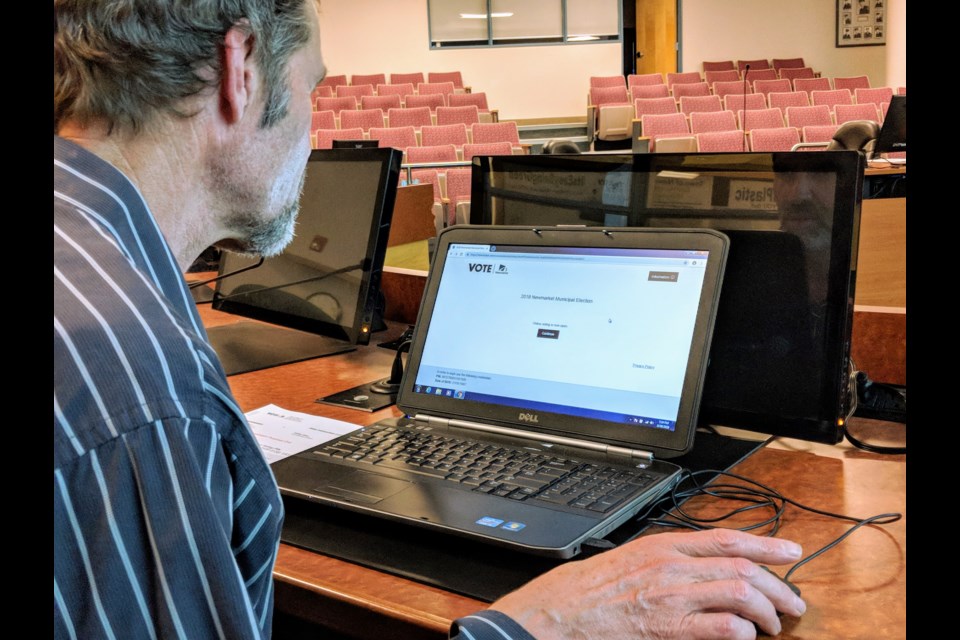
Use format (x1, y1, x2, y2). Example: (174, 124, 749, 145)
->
(54, 2, 805, 638)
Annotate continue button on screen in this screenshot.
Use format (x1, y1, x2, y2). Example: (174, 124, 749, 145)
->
(648, 271, 679, 282)
(536, 328, 560, 339)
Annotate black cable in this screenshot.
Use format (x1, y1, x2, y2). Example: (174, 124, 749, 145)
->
(846, 366, 907, 454)
(844, 428, 906, 455)
(632, 468, 902, 583)
(188, 256, 264, 289)
(783, 511, 900, 582)
(212, 261, 365, 303)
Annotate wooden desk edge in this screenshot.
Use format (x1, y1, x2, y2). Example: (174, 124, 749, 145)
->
(274, 543, 484, 636)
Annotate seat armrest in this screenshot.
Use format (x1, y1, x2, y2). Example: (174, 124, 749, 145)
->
(791, 141, 830, 151)
(632, 135, 651, 153)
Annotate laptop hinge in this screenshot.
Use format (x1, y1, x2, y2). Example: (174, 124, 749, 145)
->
(413, 414, 655, 462)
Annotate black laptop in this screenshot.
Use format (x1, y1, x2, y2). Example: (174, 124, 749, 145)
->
(272, 225, 728, 558)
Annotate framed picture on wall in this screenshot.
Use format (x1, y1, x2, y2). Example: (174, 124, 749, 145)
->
(837, 0, 885, 47)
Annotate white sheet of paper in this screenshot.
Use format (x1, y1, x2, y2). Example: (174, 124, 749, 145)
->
(246, 403, 361, 464)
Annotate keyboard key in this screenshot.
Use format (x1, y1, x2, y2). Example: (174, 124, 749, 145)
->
(374, 459, 449, 479)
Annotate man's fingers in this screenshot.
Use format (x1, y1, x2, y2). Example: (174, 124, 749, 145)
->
(679, 611, 761, 640)
(664, 529, 803, 565)
(660, 579, 781, 638)
(639, 554, 807, 619)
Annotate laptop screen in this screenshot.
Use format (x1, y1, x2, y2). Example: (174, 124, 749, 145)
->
(413, 243, 711, 432)
(398, 226, 727, 458)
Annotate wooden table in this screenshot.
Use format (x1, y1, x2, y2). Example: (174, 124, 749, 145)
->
(195, 304, 906, 640)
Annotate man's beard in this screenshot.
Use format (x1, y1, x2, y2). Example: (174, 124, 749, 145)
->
(224, 200, 299, 257)
(218, 163, 307, 258)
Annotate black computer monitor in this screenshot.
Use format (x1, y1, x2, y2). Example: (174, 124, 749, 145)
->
(468, 151, 865, 444)
(209, 147, 402, 375)
(874, 95, 906, 155)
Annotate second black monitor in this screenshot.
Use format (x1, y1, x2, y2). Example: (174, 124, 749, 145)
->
(210, 147, 401, 374)
(874, 94, 906, 155)
(469, 151, 865, 444)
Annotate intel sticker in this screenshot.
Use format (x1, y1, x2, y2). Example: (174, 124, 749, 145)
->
(476, 516, 505, 528)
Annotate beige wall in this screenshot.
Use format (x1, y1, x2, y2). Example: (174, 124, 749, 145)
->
(681, 0, 890, 86)
(317, 0, 904, 121)
(316, 0, 620, 122)
(885, 0, 906, 88)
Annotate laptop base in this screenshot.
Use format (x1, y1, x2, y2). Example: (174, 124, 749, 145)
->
(279, 430, 767, 602)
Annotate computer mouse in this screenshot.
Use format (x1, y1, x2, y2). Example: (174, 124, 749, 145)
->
(760, 565, 801, 598)
(755, 567, 802, 636)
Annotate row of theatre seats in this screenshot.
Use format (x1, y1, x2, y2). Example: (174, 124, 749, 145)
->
(312, 89, 499, 123)
(311, 70, 498, 119)
(310, 103, 512, 145)
(701, 57, 817, 74)
(310, 119, 529, 158)
(318, 71, 470, 92)
(587, 71, 905, 153)
(309, 70, 518, 156)
(594, 73, 901, 106)
(310, 73, 516, 231)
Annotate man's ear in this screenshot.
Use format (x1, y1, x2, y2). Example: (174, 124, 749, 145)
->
(220, 24, 257, 125)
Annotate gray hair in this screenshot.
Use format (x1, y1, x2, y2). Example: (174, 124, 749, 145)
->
(54, 0, 312, 135)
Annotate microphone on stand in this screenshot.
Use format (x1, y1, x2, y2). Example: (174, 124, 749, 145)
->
(370, 339, 412, 394)
(742, 64, 750, 151)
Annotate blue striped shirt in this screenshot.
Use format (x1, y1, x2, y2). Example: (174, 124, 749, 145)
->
(54, 136, 282, 639)
(53, 135, 534, 640)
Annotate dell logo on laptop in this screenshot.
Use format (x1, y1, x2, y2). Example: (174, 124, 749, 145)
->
(518, 412, 539, 423)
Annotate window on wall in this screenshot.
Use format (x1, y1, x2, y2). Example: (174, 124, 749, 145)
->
(429, 0, 620, 48)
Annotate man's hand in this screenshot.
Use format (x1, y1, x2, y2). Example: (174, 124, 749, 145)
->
(490, 529, 806, 639)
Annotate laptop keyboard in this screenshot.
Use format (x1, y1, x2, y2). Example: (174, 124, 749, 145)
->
(313, 425, 663, 513)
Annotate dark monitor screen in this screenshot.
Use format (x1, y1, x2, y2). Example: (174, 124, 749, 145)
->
(210, 147, 401, 374)
(874, 95, 906, 155)
(468, 151, 865, 444)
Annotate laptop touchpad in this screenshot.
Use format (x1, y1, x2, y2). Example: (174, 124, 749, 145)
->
(314, 471, 411, 504)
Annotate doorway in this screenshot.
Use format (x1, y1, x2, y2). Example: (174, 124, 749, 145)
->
(632, 0, 678, 76)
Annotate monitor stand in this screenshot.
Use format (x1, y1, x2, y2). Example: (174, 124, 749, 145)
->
(206, 320, 355, 376)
